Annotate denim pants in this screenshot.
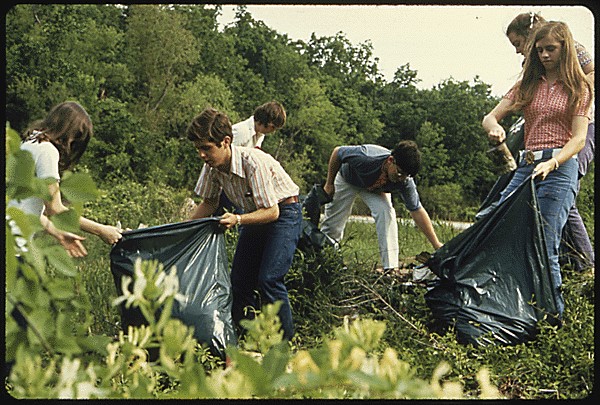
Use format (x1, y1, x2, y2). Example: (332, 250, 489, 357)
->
(230, 202, 302, 341)
(498, 149, 578, 315)
(321, 173, 399, 269)
(562, 121, 595, 271)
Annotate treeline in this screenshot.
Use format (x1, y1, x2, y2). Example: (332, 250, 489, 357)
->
(5, 4, 530, 219)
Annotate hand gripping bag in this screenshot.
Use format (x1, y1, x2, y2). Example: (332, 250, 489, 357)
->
(425, 176, 560, 346)
(110, 218, 237, 359)
(476, 117, 525, 220)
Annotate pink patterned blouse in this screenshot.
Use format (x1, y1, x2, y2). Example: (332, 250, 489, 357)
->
(504, 77, 592, 151)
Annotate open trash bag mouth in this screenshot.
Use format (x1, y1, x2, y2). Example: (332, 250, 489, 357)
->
(425, 176, 560, 346)
(110, 217, 237, 359)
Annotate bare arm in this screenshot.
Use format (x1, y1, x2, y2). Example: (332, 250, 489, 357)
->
(220, 205, 280, 230)
(410, 207, 443, 250)
(188, 198, 219, 220)
(482, 97, 514, 144)
(44, 182, 123, 245)
(323, 146, 341, 197)
(40, 214, 88, 257)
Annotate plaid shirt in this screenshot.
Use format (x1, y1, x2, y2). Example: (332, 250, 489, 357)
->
(505, 77, 592, 151)
(194, 145, 299, 212)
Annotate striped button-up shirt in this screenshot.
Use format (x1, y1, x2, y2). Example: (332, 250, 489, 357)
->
(194, 145, 299, 212)
(504, 77, 592, 151)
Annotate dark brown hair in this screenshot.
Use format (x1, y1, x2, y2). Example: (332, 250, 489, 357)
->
(24, 101, 93, 171)
(391, 140, 421, 177)
(506, 12, 546, 39)
(186, 107, 233, 146)
(253, 101, 286, 129)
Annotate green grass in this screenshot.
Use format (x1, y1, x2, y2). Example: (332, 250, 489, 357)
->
(74, 211, 593, 399)
(341, 220, 461, 268)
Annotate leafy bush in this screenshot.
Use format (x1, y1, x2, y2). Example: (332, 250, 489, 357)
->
(6, 121, 593, 399)
(417, 182, 475, 221)
(81, 180, 192, 230)
(7, 245, 501, 399)
(577, 161, 594, 244)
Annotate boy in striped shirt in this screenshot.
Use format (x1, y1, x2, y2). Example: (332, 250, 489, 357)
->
(187, 108, 302, 341)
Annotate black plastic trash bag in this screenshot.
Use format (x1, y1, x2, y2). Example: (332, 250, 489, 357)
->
(297, 219, 339, 252)
(425, 175, 560, 346)
(110, 218, 237, 359)
(476, 117, 525, 220)
(298, 184, 337, 252)
(303, 183, 333, 226)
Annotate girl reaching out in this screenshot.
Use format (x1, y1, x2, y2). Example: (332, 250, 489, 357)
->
(8, 101, 123, 257)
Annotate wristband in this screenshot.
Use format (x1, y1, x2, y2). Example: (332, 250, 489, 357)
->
(551, 157, 560, 170)
(236, 214, 242, 226)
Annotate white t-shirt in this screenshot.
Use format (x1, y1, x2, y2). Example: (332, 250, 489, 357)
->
(232, 116, 264, 148)
(8, 140, 61, 216)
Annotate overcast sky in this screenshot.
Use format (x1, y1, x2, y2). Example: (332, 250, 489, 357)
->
(215, 4, 594, 96)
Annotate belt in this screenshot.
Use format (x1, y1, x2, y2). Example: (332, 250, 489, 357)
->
(279, 195, 299, 205)
(519, 148, 575, 164)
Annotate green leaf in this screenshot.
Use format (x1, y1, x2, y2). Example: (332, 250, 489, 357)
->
(228, 350, 267, 392)
(347, 370, 392, 392)
(5, 123, 22, 156)
(60, 171, 99, 203)
(21, 238, 48, 274)
(52, 334, 83, 355)
(44, 245, 77, 277)
(6, 206, 42, 239)
(5, 317, 27, 363)
(5, 226, 18, 291)
(262, 341, 291, 384)
(26, 308, 54, 343)
(46, 278, 77, 300)
(6, 149, 35, 188)
(77, 334, 112, 356)
(12, 279, 34, 308)
(50, 208, 81, 234)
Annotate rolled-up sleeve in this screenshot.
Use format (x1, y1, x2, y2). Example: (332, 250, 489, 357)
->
(194, 165, 221, 201)
(398, 178, 422, 212)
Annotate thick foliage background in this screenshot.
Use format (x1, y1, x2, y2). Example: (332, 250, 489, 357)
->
(4, 4, 595, 400)
(8, 3, 586, 221)
(5, 4, 594, 228)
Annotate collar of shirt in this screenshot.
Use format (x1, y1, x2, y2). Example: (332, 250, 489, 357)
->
(230, 145, 246, 179)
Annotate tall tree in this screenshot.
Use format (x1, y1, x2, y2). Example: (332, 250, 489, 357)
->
(415, 121, 454, 188)
(418, 78, 498, 201)
(124, 4, 197, 119)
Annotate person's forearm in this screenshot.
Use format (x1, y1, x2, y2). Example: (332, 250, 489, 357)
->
(219, 205, 279, 229)
(410, 208, 442, 249)
(40, 214, 59, 237)
(79, 216, 103, 236)
(325, 147, 341, 187)
(482, 98, 513, 144)
(189, 199, 218, 220)
(235, 205, 279, 225)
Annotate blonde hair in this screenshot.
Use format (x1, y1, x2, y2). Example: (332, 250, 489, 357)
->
(511, 21, 593, 117)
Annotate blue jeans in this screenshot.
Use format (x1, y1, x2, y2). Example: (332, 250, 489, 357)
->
(562, 121, 595, 271)
(499, 149, 578, 315)
(230, 202, 302, 341)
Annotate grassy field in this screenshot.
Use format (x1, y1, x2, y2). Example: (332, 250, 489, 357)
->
(73, 211, 594, 399)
